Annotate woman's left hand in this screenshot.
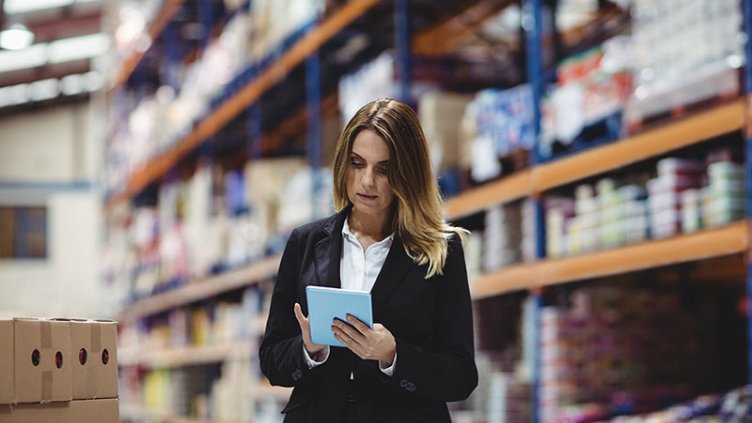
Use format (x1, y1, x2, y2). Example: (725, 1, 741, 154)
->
(332, 315, 396, 367)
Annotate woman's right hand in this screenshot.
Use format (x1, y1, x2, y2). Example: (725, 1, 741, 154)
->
(294, 302, 325, 356)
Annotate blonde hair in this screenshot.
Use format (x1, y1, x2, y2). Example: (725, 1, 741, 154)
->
(332, 99, 467, 278)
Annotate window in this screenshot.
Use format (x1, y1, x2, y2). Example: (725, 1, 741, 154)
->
(0, 206, 48, 259)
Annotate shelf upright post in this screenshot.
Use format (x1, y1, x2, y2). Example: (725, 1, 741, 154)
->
(306, 25, 322, 220)
(743, 0, 752, 389)
(394, 0, 411, 104)
(247, 104, 262, 163)
(523, 0, 545, 421)
(198, 0, 214, 51)
(164, 20, 181, 90)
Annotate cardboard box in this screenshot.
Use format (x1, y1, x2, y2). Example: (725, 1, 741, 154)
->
(68, 398, 119, 423)
(0, 321, 12, 404)
(0, 318, 72, 404)
(0, 399, 119, 423)
(69, 320, 118, 400)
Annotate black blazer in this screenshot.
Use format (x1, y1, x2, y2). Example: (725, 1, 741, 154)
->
(259, 208, 478, 423)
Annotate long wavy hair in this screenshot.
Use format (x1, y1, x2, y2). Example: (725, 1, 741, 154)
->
(332, 98, 467, 278)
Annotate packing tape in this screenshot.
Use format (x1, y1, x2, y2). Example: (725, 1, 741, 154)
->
(88, 322, 101, 398)
(41, 371, 52, 402)
(40, 321, 52, 349)
(41, 321, 54, 401)
(91, 322, 101, 355)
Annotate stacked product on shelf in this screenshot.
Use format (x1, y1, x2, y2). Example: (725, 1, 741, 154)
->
(107, 0, 326, 195)
(462, 85, 535, 183)
(544, 153, 745, 258)
(0, 318, 119, 423)
(101, 156, 332, 305)
(418, 91, 473, 196)
(118, 284, 273, 421)
(482, 203, 524, 272)
(539, 284, 730, 423)
(623, 0, 743, 131)
(647, 158, 704, 239)
(609, 385, 752, 422)
(540, 37, 632, 159)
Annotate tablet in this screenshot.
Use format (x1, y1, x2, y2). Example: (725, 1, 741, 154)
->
(305, 285, 373, 348)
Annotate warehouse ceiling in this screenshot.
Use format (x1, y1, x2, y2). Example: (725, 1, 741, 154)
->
(0, 0, 107, 110)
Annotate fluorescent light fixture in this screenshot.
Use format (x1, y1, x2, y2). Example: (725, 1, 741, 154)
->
(8, 83, 30, 105)
(0, 23, 35, 50)
(0, 44, 47, 73)
(60, 74, 84, 95)
(4, 0, 74, 14)
(48, 33, 110, 63)
(29, 78, 60, 101)
(82, 70, 104, 91)
(0, 71, 103, 109)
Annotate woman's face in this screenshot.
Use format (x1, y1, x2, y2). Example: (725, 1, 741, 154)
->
(346, 129, 395, 221)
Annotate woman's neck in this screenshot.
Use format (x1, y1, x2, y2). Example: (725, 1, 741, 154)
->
(348, 209, 390, 241)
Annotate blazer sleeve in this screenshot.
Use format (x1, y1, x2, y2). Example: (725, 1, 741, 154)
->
(382, 236, 478, 402)
(258, 229, 321, 387)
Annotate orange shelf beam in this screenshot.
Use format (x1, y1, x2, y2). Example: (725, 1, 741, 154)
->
(113, 0, 184, 88)
(471, 221, 746, 299)
(534, 99, 744, 193)
(445, 170, 533, 220)
(117, 255, 281, 323)
(470, 262, 539, 299)
(119, 342, 254, 368)
(108, 0, 379, 208)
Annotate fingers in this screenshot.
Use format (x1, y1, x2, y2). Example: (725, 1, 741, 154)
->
(345, 314, 371, 335)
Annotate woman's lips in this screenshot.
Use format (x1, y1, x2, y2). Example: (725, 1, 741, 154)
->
(357, 193, 378, 200)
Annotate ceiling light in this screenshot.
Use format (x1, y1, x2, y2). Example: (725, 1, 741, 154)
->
(4, 0, 74, 14)
(0, 23, 35, 50)
(0, 44, 47, 73)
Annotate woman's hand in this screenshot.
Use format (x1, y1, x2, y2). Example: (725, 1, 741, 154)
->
(332, 314, 396, 367)
(294, 303, 325, 356)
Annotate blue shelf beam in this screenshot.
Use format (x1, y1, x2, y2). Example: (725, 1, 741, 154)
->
(523, 0, 545, 421)
(306, 28, 323, 219)
(743, 0, 752, 390)
(394, 0, 411, 103)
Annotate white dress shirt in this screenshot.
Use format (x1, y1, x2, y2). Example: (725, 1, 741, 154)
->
(303, 218, 397, 376)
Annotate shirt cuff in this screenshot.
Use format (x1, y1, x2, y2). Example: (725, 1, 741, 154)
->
(302, 345, 330, 369)
(379, 352, 397, 376)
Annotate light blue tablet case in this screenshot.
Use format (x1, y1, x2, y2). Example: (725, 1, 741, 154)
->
(305, 285, 373, 347)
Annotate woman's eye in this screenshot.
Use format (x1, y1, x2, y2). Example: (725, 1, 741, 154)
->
(350, 160, 364, 168)
(377, 166, 388, 174)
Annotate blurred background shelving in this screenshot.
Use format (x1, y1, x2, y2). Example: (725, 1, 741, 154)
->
(1, 0, 752, 421)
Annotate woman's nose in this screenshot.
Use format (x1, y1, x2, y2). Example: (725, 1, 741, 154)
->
(362, 167, 375, 187)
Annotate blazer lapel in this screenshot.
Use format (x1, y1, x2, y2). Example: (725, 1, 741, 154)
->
(370, 236, 413, 311)
(313, 209, 348, 288)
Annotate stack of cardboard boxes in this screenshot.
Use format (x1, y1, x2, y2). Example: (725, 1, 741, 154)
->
(0, 318, 119, 423)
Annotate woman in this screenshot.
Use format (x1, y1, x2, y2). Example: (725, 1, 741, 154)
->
(259, 98, 478, 422)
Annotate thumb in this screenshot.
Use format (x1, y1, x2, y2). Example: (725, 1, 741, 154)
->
(294, 302, 306, 324)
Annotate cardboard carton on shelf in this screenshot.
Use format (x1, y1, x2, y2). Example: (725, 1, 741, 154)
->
(0, 398, 119, 423)
(0, 318, 72, 404)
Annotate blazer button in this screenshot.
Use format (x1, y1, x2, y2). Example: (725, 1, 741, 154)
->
(292, 369, 302, 381)
(408, 383, 417, 392)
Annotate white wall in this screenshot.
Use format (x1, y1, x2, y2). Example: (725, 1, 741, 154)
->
(0, 102, 108, 318)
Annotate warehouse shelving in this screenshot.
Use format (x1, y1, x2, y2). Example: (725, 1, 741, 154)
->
(117, 254, 280, 324)
(119, 341, 255, 368)
(113, 0, 184, 89)
(445, 98, 745, 220)
(470, 221, 747, 299)
(106, 0, 379, 208)
(107, 0, 752, 421)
